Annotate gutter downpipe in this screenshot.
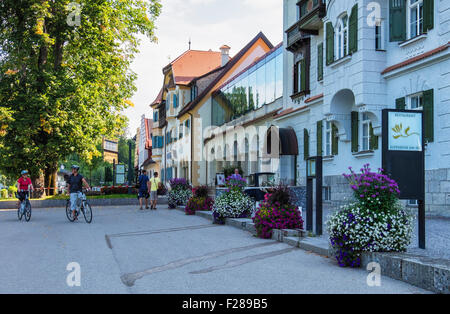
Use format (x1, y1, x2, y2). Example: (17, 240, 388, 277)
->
(188, 112, 194, 186)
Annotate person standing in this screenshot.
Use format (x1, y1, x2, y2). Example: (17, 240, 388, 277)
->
(149, 172, 161, 210)
(138, 170, 151, 210)
(67, 165, 90, 220)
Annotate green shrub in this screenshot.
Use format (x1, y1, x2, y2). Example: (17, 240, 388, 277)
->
(1, 189, 8, 199)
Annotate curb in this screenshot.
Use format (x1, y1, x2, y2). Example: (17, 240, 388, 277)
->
(0, 197, 168, 209)
(192, 210, 449, 294)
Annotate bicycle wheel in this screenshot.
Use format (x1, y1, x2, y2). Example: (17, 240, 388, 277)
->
(25, 202, 32, 222)
(66, 200, 75, 222)
(82, 202, 93, 224)
(18, 205, 23, 221)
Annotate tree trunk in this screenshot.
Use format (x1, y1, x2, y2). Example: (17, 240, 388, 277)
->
(32, 171, 45, 199)
(44, 164, 58, 196)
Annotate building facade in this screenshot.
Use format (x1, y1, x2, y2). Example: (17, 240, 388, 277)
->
(177, 32, 276, 186)
(135, 115, 154, 173)
(279, 0, 450, 214)
(150, 49, 224, 184)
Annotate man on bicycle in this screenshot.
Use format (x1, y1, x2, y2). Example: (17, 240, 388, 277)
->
(66, 165, 90, 220)
(17, 170, 34, 209)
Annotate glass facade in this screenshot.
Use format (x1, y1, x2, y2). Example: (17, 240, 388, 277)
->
(212, 46, 283, 126)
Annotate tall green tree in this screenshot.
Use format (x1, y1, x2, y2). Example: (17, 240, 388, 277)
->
(0, 0, 161, 194)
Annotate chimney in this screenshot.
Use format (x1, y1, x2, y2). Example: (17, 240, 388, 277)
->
(220, 45, 231, 66)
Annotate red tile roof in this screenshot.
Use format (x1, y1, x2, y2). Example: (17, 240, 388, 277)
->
(150, 88, 163, 107)
(382, 42, 450, 74)
(168, 50, 223, 85)
(274, 106, 308, 119)
(305, 93, 324, 103)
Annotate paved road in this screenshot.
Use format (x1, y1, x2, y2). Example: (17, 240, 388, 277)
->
(0, 206, 429, 294)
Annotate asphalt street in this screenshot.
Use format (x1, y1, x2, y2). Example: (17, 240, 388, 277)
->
(0, 205, 430, 294)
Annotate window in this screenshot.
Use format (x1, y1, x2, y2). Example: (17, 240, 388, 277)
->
(361, 113, 371, 151)
(153, 110, 159, 122)
(293, 59, 306, 95)
(325, 121, 332, 156)
(179, 123, 183, 139)
(185, 119, 191, 134)
(323, 187, 331, 201)
(190, 85, 198, 101)
(408, 0, 424, 39)
(335, 15, 348, 60)
(173, 93, 178, 108)
(375, 20, 385, 50)
(408, 93, 424, 110)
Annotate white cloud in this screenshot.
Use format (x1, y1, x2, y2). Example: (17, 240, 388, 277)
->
(125, 0, 283, 135)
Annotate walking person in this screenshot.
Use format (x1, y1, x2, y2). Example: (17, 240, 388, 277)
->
(67, 165, 91, 221)
(138, 170, 151, 210)
(149, 172, 161, 210)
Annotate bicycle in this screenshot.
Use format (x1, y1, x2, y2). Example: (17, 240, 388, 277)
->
(16, 187, 32, 222)
(66, 190, 93, 224)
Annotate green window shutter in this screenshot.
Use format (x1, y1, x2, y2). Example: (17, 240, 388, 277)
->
(332, 123, 339, 156)
(351, 111, 359, 153)
(293, 62, 299, 94)
(370, 123, 379, 150)
(317, 43, 323, 81)
(423, 0, 434, 32)
(326, 22, 334, 65)
(389, 0, 406, 42)
(423, 89, 434, 143)
(304, 129, 310, 160)
(396, 97, 406, 110)
(317, 120, 323, 156)
(349, 4, 358, 54)
(300, 59, 306, 92)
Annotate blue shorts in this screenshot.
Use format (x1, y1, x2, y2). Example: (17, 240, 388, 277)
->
(138, 190, 149, 199)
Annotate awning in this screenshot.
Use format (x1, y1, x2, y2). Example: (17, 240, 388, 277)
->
(266, 126, 299, 156)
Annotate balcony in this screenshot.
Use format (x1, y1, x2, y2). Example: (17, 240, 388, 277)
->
(286, 23, 309, 52)
(158, 101, 167, 129)
(286, 0, 326, 52)
(297, 0, 326, 32)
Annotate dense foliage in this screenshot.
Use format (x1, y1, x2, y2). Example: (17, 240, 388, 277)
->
(0, 0, 161, 192)
(225, 174, 247, 192)
(253, 185, 303, 239)
(168, 178, 192, 209)
(185, 186, 214, 215)
(212, 189, 254, 224)
(327, 164, 414, 267)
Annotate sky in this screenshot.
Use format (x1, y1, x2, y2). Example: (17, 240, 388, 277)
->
(124, 0, 283, 136)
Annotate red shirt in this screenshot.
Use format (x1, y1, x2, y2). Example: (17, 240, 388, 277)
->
(18, 177, 32, 191)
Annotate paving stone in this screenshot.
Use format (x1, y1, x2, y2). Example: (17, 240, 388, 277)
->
(433, 266, 450, 294)
(226, 218, 249, 229)
(283, 236, 300, 248)
(402, 257, 434, 291)
(298, 237, 331, 257)
(361, 252, 403, 281)
(272, 229, 283, 242)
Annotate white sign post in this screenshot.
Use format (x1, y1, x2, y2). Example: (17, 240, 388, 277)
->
(388, 111, 423, 152)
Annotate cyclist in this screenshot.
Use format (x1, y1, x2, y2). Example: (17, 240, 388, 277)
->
(17, 170, 34, 211)
(66, 165, 91, 220)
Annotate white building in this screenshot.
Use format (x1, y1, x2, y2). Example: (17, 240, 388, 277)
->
(279, 0, 450, 214)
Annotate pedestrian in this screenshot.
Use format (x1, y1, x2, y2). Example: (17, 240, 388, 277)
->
(231, 168, 242, 180)
(149, 172, 161, 210)
(138, 170, 151, 210)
